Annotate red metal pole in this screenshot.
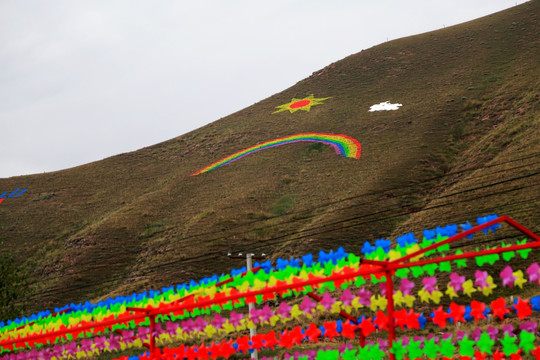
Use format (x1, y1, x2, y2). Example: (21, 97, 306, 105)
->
(385, 269, 396, 360)
(149, 314, 156, 360)
(359, 333, 365, 347)
(504, 216, 540, 241)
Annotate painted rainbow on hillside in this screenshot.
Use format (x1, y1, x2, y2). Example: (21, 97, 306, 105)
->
(191, 133, 361, 176)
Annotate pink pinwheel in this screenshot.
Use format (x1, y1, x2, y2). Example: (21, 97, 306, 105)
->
(193, 317, 207, 331)
(107, 334, 121, 351)
(249, 308, 262, 323)
(42, 348, 54, 360)
(52, 345, 64, 357)
(153, 322, 166, 336)
(27, 349, 39, 360)
(474, 270, 489, 288)
(519, 321, 537, 333)
(379, 282, 388, 296)
(63, 341, 77, 354)
(422, 276, 437, 294)
(413, 336, 425, 343)
(502, 324, 515, 336)
(338, 344, 353, 352)
(456, 330, 466, 341)
(486, 326, 499, 340)
(441, 333, 453, 340)
(399, 278, 415, 296)
(181, 318, 195, 332)
(276, 301, 292, 317)
(526, 263, 540, 284)
(340, 288, 355, 306)
(320, 292, 336, 310)
(120, 330, 135, 344)
(229, 311, 243, 327)
(299, 296, 317, 314)
(260, 304, 274, 323)
(450, 272, 465, 292)
(500, 266, 516, 287)
(138, 326, 152, 337)
(377, 338, 388, 350)
(80, 338, 94, 352)
(401, 336, 410, 345)
(211, 314, 226, 329)
(94, 336, 108, 350)
(357, 287, 373, 306)
(166, 321, 180, 333)
(471, 327, 482, 341)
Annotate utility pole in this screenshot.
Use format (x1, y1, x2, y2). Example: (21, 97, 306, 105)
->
(227, 252, 267, 360)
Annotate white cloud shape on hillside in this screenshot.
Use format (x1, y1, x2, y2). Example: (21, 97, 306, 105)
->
(369, 101, 402, 112)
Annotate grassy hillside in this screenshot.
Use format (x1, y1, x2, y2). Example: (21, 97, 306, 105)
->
(0, 1, 539, 313)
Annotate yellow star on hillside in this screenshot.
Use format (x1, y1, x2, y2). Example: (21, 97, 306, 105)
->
(273, 94, 331, 114)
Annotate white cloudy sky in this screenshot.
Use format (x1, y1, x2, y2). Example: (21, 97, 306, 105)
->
(0, 1, 528, 178)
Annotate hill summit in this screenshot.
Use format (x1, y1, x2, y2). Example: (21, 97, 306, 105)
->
(0, 1, 539, 312)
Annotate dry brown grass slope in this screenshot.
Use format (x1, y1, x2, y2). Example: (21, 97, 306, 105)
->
(0, 1, 539, 312)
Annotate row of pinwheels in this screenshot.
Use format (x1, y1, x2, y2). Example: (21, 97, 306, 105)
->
(2, 289, 540, 360)
(1, 215, 538, 360)
(0, 215, 501, 335)
(108, 310, 540, 360)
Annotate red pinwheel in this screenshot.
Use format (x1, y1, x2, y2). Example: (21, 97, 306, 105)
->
(278, 329, 295, 349)
(323, 321, 339, 340)
(470, 300, 487, 322)
(359, 317, 376, 337)
(305, 323, 322, 342)
(514, 297, 532, 320)
(236, 335, 251, 352)
(474, 351, 487, 360)
(492, 349, 505, 360)
(251, 334, 265, 351)
(432, 306, 450, 328)
(341, 320, 358, 339)
(197, 343, 210, 360)
(221, 340, 237, 358)
(406, 309, 421, 329)
(532, 346, 540, 360)
(289, 326, 304, 346)
(449, 302, 466, 323)
(186, 345, 198, 360)
(394, 309, 408, 329)
(208, 342, 221, 360)
(374, 310, 388, 331)
(263, 331, 279, 349)
(510, 351, 523, 360)
(491, 297, 509, 320)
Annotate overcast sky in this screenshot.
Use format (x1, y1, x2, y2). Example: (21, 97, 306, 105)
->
(0, 1, 529, 178)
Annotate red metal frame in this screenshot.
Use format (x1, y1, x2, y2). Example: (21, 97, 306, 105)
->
(1, 216, 538, 360)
